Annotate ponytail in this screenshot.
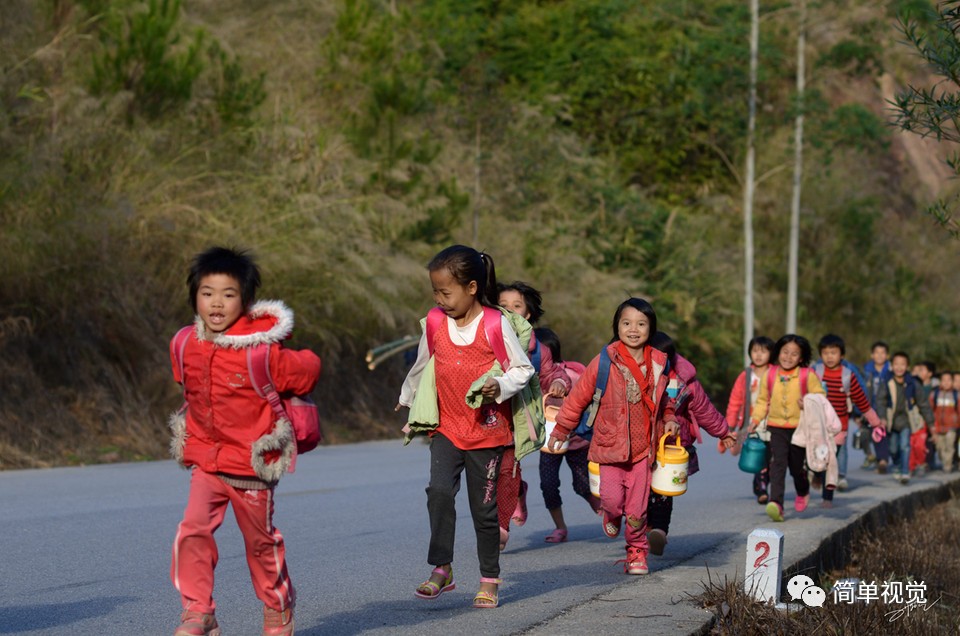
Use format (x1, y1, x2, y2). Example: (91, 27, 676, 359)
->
(478, 251, 499, 308)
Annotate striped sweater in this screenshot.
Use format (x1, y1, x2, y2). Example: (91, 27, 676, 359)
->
(820, 365, 872, 430)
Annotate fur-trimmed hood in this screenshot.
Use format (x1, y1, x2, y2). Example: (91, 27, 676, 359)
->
(194, 300, 294, 349)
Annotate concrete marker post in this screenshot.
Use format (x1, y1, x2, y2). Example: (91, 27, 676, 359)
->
(745, 528, 784, 603)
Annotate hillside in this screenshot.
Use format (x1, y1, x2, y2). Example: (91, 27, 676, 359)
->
(1, 0, 958, 468)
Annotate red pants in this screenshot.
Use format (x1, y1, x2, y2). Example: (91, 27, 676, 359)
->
(171, 469, 294, 614)
(600, 458, 652, 552)
(909, 429, 928, 472)
(497, 447, 522, 531)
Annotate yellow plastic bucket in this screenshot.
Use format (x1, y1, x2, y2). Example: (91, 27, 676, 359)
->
(650, 434, 689, 496)
(588, 461, 601, 498)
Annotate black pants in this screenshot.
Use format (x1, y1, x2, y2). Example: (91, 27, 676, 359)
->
(539, 446, 592, 511)
(768, 426, 809, 506)
(426, 433, 504, 578)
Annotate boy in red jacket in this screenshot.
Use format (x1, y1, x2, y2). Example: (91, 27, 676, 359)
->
(169, 247, 321, 636)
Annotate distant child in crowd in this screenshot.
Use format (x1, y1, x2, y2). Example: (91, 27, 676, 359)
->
(534, 327, 601, 544)
(496, 281, 569, 549)
(398, 245, 534, 609)
(930, 371, 959, 473)
(646, 332, 735, 556)
(913, 361, 939, 471)
(875, 352, 935, 484)
(725, 336, 775, 504)
(169, 247, 321, 636)
(547, 298, 679, 575)
(811, 335, 883, 506)
(861, 341, 892, 471)
(749, 334, 825, 522)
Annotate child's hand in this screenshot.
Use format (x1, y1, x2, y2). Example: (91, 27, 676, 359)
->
(720, 432, 737, 450)
(547, 380, 568, 397)
(748, 420, 759, 433)
(481, 377, 501, 400)
(717, 439, 727, 454)
(798, 398, 805, 410)
(664, 421, 680, 437)
(395, 403, 405, 412)
(834, 431, 847, 446)
(545, 434, 567, 454)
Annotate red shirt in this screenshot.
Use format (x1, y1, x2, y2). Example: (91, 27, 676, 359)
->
(821, 366, 871, 431)
(434, 313, 513, 450)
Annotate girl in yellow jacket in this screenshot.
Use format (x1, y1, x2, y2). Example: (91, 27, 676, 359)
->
(750, 334, 825, 522)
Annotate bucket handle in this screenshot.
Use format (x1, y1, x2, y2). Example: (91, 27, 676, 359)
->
(658, 432, 683, 456)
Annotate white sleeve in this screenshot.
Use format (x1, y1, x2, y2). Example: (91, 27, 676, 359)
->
(398, 330, 430, 407)
(494, 314, 535, 403)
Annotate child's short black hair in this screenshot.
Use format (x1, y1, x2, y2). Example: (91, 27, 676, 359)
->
(918, 360, 937, 375)
(649, 331, 677, 368)
(818, 333, 845, 356)
(611, 298, 657, 343)
(187, 246, 261, 312)
(498, 281, 545, 324)
(534, 327, 562, 362)
(871, 340, 889, 353)
(774, 334, 813, 367)
(892, 351, 910, 364)
(749, 336, 775, 352)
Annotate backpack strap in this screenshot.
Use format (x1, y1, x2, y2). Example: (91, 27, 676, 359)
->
(248, 344, 287, 422)
(766, 366, 777, 398)
(171, 326, 194, 386)
(481, 306, 509, 368)
(800, 367, 810, 398)
(578, 347, 612, 434)
(742, 366, 752, 428)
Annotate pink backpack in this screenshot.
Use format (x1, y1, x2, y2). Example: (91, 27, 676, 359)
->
(766, 365, 811, 400)
(172, 326, 321, 471)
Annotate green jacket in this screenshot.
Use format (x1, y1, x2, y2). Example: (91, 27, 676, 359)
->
(403, 308, 544, 460)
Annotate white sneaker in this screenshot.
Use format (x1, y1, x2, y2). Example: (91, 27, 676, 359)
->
(837, 477, 849, 491)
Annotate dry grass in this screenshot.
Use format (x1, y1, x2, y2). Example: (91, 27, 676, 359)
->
(699, 498, 960, 634)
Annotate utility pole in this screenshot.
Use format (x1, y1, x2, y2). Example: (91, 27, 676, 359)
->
(743, 0, 759, 361)
(786, 0, 806, 334)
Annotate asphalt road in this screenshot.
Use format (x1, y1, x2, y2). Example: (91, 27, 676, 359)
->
(0, 435, 894, 635)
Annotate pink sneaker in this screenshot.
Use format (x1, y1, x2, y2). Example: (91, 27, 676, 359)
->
(174, 611, 221, 636)
(262, 607, 294, 636)
(794, 495, 809, 513)
(619, 546, 649, 575)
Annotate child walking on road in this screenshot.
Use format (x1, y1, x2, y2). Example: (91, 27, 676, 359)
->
(534, 327, 601, 544)
(495, 281, 568, 549)
(750, 335, 825, 522)
(398, 245, 534, 608)
(876, 352, 935, 484)
(169, 247, 321, 636)
(546, 298, 678, 575)
(725, 336, 775, 503)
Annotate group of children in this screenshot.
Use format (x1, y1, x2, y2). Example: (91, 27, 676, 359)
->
(164, 244, 957, 634)
(725, 334, 959, 524)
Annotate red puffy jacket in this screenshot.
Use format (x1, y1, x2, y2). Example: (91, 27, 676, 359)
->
(554, 343, 676, 465)
(169, 300, 321, 482)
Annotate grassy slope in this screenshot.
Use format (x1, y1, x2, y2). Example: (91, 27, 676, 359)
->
(0, 0, 958, 468)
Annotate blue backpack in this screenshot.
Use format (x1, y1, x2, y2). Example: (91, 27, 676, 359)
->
(572, 347, 612, 440)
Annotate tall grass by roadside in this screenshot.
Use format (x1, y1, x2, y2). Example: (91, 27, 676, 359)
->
(3, 0, 960, 468)
(699, 498, 960, 634)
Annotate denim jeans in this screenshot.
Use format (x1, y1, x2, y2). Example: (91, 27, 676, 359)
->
(836, 434, 848, 477)
(887, 428, 911, 476)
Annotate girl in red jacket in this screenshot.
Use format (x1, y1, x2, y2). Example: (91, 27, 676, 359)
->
(169, 247, 321, 636)
(546, 298, 679, 575)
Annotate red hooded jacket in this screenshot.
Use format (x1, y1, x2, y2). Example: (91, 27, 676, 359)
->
(169, 300, 321, 482)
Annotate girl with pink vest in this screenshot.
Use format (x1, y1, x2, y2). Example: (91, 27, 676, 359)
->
(398, 246, 534, 609)
(546, 298, 678, 575)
